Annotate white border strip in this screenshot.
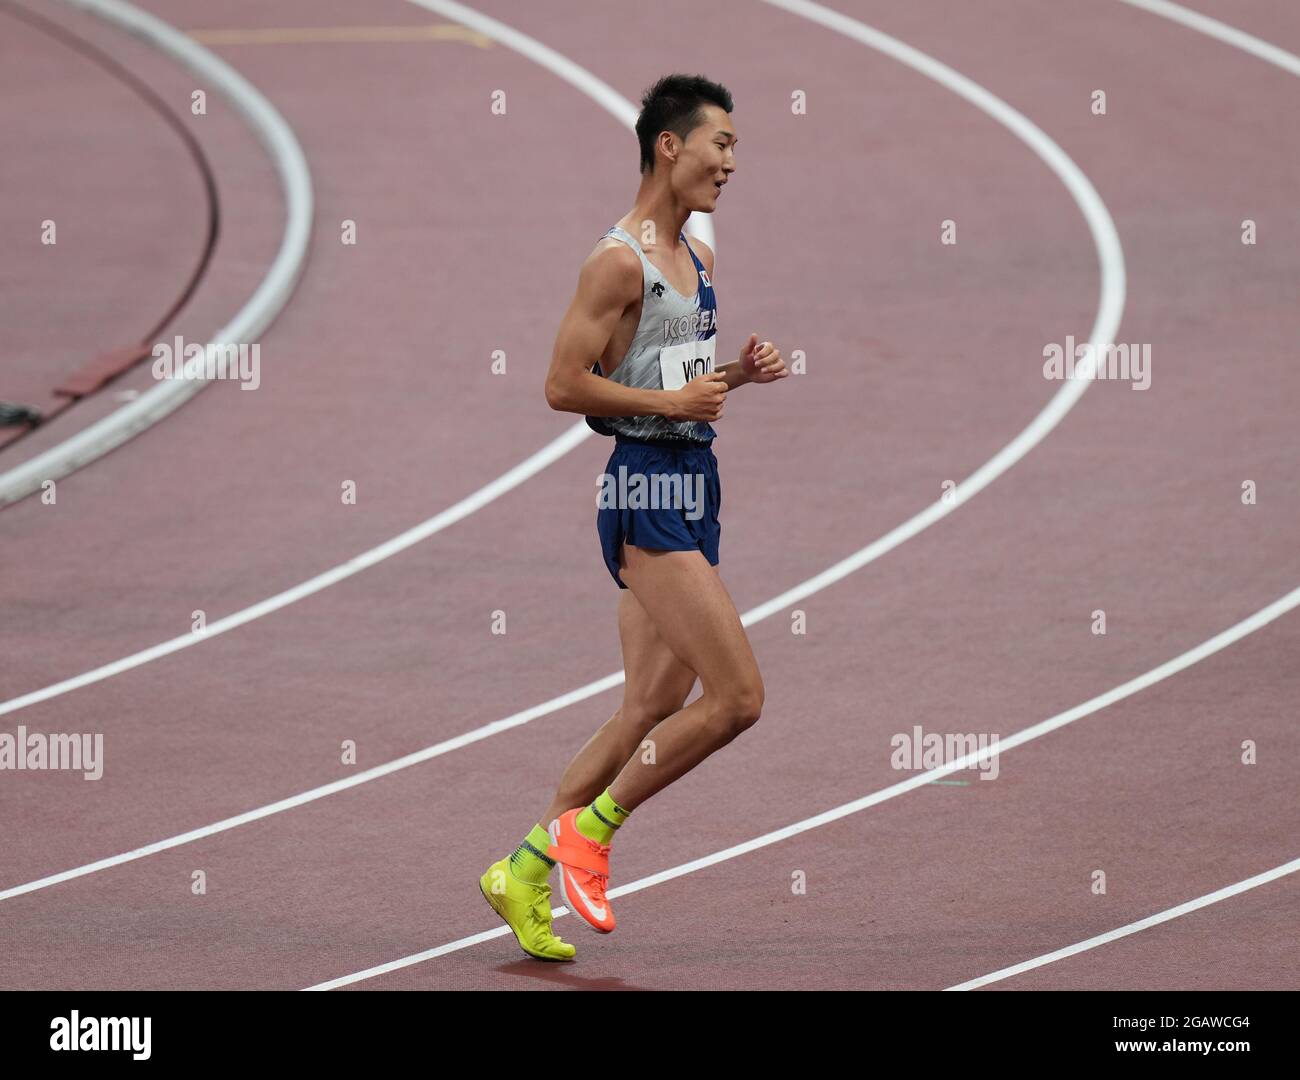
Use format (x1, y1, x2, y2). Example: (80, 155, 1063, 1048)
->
(0, 0, 314, 506)
(946, 856, 1300, 990)
(304, 585, 1300, 989)
(1, 0, 1126, 898)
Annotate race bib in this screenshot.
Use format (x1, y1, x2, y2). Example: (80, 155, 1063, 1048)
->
(658, 337, 717, 391)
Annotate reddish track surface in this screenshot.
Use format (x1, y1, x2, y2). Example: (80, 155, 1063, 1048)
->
(2, 0, 1297, 990)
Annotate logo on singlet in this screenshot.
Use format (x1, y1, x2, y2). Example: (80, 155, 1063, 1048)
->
(662, 309, 716, 341)
(651, 281, 665, 298)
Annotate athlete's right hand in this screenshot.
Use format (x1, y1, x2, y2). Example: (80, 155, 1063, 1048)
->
(664, 371, 727, 422)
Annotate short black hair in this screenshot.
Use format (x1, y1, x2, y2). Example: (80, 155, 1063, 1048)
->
(636, 74, 734, 174)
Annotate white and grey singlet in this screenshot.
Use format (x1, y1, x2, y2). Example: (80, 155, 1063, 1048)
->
(585, 225, 719, 445)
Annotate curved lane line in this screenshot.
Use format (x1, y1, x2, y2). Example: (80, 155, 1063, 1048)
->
(1119, 0, 1300, 76)
(946, 856, 1300, 990)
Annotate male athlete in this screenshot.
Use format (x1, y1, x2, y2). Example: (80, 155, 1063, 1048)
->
(480, 74, 787, 960)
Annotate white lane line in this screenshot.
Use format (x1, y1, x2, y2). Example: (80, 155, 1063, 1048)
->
(303, 585, 1300, 989)
(0, 1, 1126, 900)
(688, 0, 1134, 622)
(0, 0, 313, 507)
(946, 857, 1300, 990)
(0, 423, 591, 719)
(1118, 0, 1300, 77)
(0, 670, 626, 901)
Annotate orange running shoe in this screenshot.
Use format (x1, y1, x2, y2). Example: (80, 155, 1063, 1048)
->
(547, 808, 616, 933)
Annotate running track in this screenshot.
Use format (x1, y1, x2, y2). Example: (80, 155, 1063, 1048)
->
(1, 0, 1297, 990)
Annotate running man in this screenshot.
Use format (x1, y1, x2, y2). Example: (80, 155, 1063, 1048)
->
(480, 74, 788, 960)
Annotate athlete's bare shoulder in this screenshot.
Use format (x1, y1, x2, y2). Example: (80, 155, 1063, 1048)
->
(684, 233, 715, 277)
(546, 234, 644, 400)
(577, 236, 642, 308)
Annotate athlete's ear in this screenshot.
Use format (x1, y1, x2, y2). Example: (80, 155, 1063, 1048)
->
(657, 129, 678, 166)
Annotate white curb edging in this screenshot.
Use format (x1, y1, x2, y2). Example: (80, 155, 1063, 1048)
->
(0, 0, 313, 506)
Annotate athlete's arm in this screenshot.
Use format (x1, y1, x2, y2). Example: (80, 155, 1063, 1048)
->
(715, 360, 750, 390)
(686, 234, 788, 389)
(545, 242, 724, 422)
(688, 235, 752, 391)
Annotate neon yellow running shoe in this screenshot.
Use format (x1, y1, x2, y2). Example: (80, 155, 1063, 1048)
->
(478, 858, 576, 962)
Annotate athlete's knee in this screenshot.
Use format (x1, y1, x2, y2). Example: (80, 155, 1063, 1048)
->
(713, 678, 764, 737)
(737, 679, 765, 731)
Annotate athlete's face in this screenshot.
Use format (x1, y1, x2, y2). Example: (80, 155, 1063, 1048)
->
(672, 104, 737, 212)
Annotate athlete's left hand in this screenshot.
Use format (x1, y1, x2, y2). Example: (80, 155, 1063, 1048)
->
(739, 333, 788, 384)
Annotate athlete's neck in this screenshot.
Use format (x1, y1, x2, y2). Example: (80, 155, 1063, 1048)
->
(621, 177, 694, 252)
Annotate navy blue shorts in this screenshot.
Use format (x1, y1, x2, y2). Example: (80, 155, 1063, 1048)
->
(596, 435, 721, 589)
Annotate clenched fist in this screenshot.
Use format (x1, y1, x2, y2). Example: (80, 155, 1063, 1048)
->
(664, 370, 728, 422)
(739, 333, 788, 384)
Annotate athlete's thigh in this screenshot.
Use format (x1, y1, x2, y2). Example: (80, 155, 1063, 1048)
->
(618, 545, 760, 696)
(618, 589, 697, 718)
